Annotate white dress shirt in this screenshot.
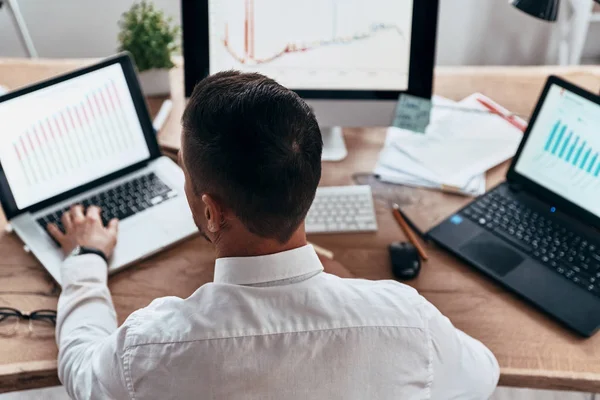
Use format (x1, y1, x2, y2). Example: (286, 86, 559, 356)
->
(57, 245, 499, 400)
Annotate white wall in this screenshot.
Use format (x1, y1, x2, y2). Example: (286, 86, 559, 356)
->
(0, 0, 596, 65)
(584, 24, 600, 61)
(0, 0, 180, 58)
(437, 0, 560, 65)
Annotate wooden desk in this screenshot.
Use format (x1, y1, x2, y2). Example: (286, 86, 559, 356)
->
(1, 59, 600, 394)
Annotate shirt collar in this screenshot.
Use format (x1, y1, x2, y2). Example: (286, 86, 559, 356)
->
(214, 244, 324, 285)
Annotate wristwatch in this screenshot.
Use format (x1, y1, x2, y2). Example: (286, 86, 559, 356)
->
(68, 246, 109, 263)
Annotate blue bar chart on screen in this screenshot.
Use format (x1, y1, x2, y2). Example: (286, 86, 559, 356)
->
(514, 83, 600, 217)
(543, 121, 600, 177)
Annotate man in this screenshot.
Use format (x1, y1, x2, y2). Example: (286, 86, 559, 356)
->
(51, 71, 499, 399)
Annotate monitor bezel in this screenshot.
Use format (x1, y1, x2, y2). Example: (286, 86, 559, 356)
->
(182, 0, 439, 100)
(507, 75, 600, 230)
(0, 53, 161, 221)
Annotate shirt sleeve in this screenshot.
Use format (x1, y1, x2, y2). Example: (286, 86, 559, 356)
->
(56, 254, 132, 400)
(423, 300, 500, 399)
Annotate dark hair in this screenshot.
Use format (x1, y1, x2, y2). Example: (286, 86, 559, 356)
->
(181, 71, 323, 243)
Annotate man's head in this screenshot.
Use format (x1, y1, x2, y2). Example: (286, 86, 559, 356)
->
(180, 71, 322, 251)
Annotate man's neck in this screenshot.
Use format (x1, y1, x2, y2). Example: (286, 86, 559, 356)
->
(215, 227, 308, 259)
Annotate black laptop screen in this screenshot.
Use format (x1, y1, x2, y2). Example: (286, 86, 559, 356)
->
(0, 63, 151, 210)
(514, 83, 600, 219)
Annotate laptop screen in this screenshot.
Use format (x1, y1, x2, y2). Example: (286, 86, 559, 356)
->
(0, 63, 151, 210)
(515, 83, 600, 218)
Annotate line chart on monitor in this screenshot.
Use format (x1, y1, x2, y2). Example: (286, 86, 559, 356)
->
(209, 0, 414, 90)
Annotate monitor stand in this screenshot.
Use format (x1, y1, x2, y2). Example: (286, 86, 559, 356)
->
(321, 126, 348, 162)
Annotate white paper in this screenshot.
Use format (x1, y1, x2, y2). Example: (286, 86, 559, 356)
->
(375, 130, 486, 196)
(0, 85, 7, 96)
(371, 94, 530, 197)
(377, 146, 448, 185)
(374, 162, 486, 196)
(391, 94, 523, 182)
(381, 100, 488, 193)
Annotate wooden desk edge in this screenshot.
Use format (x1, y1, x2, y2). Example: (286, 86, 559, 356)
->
(0, 361, 59, 394)
(0, 58, 97, 65)
(1, 364, 600, 394)
(435, 65, 600, 75)
(500, 368, 600, 392)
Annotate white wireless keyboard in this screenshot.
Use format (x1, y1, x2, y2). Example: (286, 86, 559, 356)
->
(306, 185, 378, 234)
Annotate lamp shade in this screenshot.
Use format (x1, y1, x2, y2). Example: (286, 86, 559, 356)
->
(510, 0, 560, 21)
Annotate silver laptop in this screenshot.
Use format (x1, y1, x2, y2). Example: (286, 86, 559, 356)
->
(0, 54, 197, 285)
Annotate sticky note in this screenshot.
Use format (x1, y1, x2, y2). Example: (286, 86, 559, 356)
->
(392, 93, 432, 133)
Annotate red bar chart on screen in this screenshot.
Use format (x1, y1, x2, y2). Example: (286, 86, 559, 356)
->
(0, 64, 150, 209)
(10, 81, 139, 187)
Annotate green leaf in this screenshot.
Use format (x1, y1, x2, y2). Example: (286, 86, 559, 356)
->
(117, 0, 180, 72)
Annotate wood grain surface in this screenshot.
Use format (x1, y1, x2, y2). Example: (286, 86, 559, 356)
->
(1, 58, 600, 394)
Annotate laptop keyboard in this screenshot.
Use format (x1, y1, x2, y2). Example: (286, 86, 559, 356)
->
(461, 188, 600, 298)
(37, 173, 177, 233)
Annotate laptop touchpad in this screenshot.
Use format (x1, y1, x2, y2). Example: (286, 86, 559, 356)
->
(459, 232, 525, 277)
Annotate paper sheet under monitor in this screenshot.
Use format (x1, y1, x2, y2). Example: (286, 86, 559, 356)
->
(375, 129, 486, 196)
(391, 94, 524, 183)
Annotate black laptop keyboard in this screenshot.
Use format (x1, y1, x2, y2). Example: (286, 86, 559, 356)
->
(462, 189, 600, 298)
(37, 173, 177, 233)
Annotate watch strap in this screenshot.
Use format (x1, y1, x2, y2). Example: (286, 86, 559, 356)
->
(78, 246, 109, 263)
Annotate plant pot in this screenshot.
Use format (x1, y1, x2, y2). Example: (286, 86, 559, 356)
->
(138, 68, 171, 96)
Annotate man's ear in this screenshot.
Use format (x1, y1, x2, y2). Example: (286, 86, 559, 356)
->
(201, 194, 225, 233)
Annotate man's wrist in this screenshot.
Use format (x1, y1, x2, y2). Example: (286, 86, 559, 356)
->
(62, 253, 109, 287)
(68, 246, 109, 263)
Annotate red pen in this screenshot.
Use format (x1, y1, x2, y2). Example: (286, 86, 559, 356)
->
(476, 97, 527, 133)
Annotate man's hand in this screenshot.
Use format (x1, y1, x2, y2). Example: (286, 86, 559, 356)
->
(47, 205, 119, 258)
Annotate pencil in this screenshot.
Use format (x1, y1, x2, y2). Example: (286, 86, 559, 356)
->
(392, 204, 429, 261)
(394, 205, 428, 242)
(476, 97, 527, 132)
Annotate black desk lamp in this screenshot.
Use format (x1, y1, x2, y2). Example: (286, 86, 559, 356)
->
(511, 0, 600, 94)
(511, 0, 599, 22)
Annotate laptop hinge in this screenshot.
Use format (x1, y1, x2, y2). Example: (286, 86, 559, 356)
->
(508, 182, 523, 193)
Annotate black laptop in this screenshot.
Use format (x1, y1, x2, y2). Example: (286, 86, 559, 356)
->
(428, 76, 600, 337)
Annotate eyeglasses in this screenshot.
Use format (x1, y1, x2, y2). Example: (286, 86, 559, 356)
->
(0, 307, 56, 337)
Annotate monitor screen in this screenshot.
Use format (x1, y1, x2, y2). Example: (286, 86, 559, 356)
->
(0, 63, 150, 210)
(207, 0, 414, 91)
(515, 83, 600, 218)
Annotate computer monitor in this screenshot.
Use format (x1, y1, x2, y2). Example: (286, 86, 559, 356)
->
(182, 0, 439, 161)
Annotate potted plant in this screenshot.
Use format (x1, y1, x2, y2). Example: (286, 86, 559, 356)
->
(117, 1, 180, 96)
